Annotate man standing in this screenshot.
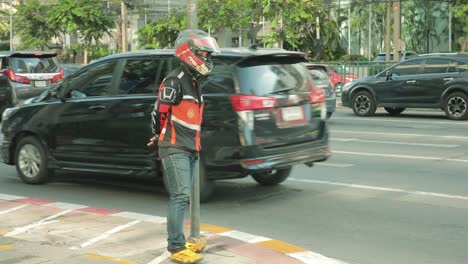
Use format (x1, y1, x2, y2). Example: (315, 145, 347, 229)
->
(147, 30, 220, 264)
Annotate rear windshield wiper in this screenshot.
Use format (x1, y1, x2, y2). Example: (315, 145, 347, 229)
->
(269, 87, 295, 94)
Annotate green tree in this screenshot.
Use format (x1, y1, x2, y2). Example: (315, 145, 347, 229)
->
(14, 0, 59, 50)
(136, 9, 186, 49)
(48, 0, 115, 63)
(451, 0, 468, 51)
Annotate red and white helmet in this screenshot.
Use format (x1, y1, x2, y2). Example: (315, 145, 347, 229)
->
(174, 30, 220, 76)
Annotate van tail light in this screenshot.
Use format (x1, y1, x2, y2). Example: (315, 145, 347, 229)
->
(307, 81, 325, 104)
(241, 159, 264, 165)
(229, 94, 276, 111)
(51, 68, 64, 83)
(2, 69, 30, 85)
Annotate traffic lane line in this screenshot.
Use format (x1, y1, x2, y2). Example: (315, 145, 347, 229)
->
(333, 150, 468, 164)
(332, 117, 468, 126)
(0, 244, 13, 250)
(332, 138, 459, 148)
(331, 130, 468, 140)
(289, 178, 468, 201)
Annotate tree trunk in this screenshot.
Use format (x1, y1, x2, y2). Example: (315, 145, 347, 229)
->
(84, 48, 88, 64)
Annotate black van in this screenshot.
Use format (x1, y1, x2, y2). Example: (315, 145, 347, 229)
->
(0, 47, 330, 201)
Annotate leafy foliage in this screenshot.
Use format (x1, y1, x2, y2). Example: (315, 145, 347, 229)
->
(137, 9, 186, 49)
(14, 0, 59, 50)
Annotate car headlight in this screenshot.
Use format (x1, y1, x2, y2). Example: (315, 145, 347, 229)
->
(2, 107, 19, 121)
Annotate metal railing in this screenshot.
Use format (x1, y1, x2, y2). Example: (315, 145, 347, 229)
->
(313, 61, 395, 96)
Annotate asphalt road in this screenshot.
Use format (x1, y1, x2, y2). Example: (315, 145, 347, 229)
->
(1, 107, 468, 264)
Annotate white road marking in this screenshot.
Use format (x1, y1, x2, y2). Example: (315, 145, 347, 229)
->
(0, 204, 28, 215)
(147, 251, 171, 264)
(289, 178, 468, 201)
(333, 150, 468, 163)
(333, 117, 468, 126)
(219, 230, 270, 243)
(288, 251, 350, 264)
(332, 130, 468, 140)
(72, 220, 141, 249)
(332, 138, 459, 148)
(0, 194, 25, 200)
(315, 162, 354, 168)
(4, 209, 73, 237)
(113, 212, 166, 224)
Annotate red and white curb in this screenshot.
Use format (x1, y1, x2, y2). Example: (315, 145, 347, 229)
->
(0, 193, 349, 264)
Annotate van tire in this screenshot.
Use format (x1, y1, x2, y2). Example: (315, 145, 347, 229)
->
(15, 136, 52, 184)
(252, 167, 292, 186)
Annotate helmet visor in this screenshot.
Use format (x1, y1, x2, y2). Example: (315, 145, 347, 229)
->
(193, 36, 220, 55)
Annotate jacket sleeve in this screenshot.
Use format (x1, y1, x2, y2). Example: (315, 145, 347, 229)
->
(151, 77, 182, 136)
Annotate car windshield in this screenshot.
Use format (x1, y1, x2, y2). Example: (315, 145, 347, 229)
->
(308, 68, 329, 81)
(11, 56, 60, 74)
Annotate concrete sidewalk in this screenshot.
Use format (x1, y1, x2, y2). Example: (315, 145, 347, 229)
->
(0, 194, 346, 264)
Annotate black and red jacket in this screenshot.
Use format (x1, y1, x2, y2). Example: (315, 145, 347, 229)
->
(151, 66, 204, 153)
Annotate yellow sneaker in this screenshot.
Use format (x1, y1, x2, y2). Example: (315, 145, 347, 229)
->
(185, 241, 206, 253)
(170, 249, 203, 264)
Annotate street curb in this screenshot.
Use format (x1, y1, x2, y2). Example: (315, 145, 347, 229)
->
(0, 193, 348, 264)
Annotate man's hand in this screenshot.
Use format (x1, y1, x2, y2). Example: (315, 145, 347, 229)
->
(147, 136, 158, 147)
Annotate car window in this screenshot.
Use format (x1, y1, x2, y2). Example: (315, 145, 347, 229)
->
(11, 56, 59, 74)
(200, 59, 235, 94)
(448, 60, 468, 73)
(118, 58, 164, 95)
(392, 59, 423, 76)
(422, 58, 449, 74)
(237, 60, 309, 96)
(69, 60, 117, 97)
(308, 67, 329, 80)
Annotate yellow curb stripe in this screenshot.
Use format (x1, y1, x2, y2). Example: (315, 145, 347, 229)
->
(200, 223, 233, 233)
(256, 240, 307, 254)
(0, 245, 13, 250)
(82, 253, 138, 264)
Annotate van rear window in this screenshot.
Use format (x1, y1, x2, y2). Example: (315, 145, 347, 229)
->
(237, 62, 309, 96)
(11, 56, 60, 74)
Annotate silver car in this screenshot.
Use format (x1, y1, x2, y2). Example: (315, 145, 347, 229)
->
(0, 51, 64, 115)
(305, 63, 337, 119)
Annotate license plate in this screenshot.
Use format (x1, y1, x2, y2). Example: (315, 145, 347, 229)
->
(35, 81, 47, 87)
(281, 106, 304, 121)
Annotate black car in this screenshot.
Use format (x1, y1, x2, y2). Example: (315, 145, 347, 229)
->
(0, 47, 330, 201)
(342, 53, 468, 120)
(0, 51, 64, 115)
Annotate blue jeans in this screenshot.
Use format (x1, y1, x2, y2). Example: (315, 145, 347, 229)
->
(161, 152, 199, 253)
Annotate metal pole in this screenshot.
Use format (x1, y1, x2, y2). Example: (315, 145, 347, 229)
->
(187, 0, 198, 30)
(448, 2, 452, 52)
(348, 7, 351, 54)
(368, 2, 371, 60)
(393, 1, 400, 62)
(187, 0, 200, 239)
(9, 0, 13, 51)
(385, 0, 391, 62)
(316, 16, 321, 61)
(121, 0, 128, 52)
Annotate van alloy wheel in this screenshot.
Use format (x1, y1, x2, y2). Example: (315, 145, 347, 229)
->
(18, 144, 42, 178)
(444, 92, 468, 120)
(15, 136, 51, 184)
